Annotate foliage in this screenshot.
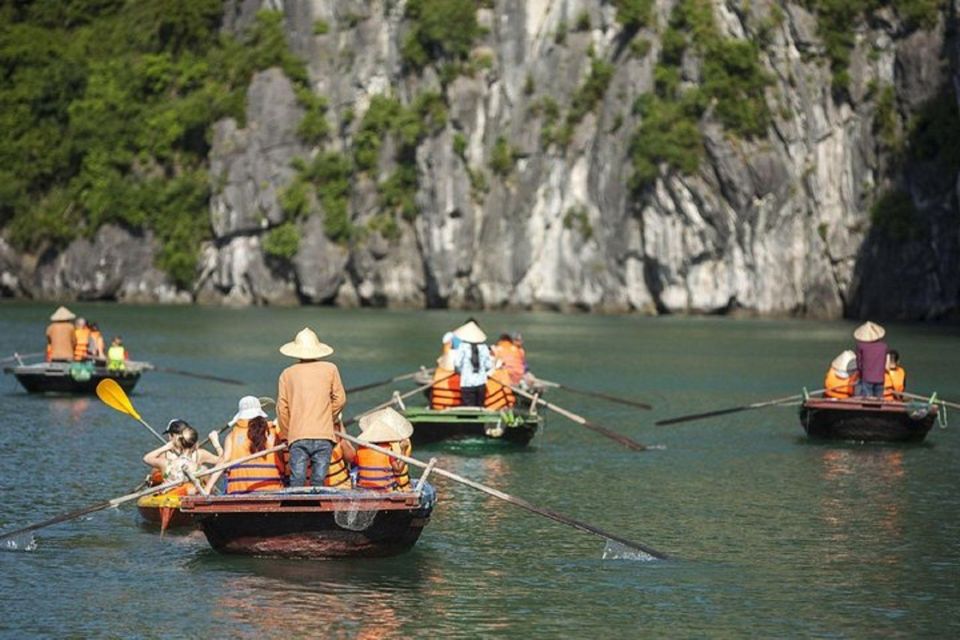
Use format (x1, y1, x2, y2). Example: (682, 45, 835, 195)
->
(296, 88, 330, 145)
(453, 132, 468, 159)
(489, 136, 516, 176)
(870, 190, 920, 240)
(907, 89, 960, 170)
(313, 19, 329, 35)
(613, 0, 655, 31)
(630, 94, 704, 188)
(563, 206, 594, 240)
(304, 152, 353, 242)
(263, 222, 300, 259)
(401, 0, 479, 70)
(567, 58, 614, 127)
(0, 3, 313, 286)
(874, 84, 899, 149)
(575, 11, 591, 32)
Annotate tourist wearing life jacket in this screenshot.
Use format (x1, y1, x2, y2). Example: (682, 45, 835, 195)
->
(204, 397, 284, 494)
(824, 350, 859, 399)
(452, 320, 492, 407)
(87, 322, 106, 361)
(277, 328, 346, 488)
(143, 423, 221, 495)
(355, 408, 414, 492)
(491, 333, 528, 385)
(884, 350, 907, 401)
(46, 306, 77, 362)
(854, 321, 887, 397)
(325, 439, 356, 489)
(431, 351, 462, 409)
(73, 317, 91, 361)
(107, 336, 127, 371)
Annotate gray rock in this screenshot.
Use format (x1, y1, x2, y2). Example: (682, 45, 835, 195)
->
(293, 215, 349, 303)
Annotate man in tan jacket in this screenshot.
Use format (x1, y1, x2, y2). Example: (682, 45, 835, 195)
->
(46, 306, 77, 361)
(276, 328, 346, 487)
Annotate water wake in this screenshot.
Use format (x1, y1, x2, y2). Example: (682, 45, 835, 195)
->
(601, 540, 657, 562)
(2, 534, 37, 552)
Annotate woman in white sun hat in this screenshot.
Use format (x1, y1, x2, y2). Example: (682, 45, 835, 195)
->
(204, 396, 285, 494)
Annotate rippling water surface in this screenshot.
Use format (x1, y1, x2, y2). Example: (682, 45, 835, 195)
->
(1, 303, 958, 637)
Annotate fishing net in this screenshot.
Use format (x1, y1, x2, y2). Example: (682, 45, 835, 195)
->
(334, 499, 377, 531)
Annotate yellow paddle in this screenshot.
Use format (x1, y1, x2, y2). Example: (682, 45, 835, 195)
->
(96, 379, 166, 443)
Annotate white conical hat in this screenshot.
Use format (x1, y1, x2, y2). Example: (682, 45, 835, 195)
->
(853, 321, 885, 342)
(358, 407, 414, 442)
(830, 350, 857, 379)
(50, 306, 76, 322)
(453, 320, 486, 344)
(279, 328, 334, 359)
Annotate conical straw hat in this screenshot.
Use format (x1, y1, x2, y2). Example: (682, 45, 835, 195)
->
(453, 320, 486, 344)
(279, 328, 334, 359)
(358, 407, 414, 442)
(853, 321, 885, 342)
(830, 350, 857, 379)
(50, 306, 76, 322)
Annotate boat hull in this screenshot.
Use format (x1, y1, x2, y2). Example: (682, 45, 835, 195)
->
(799, 398, 938, 443)
(137, 505, 195, 530)
(4, 362, 142, 394)
(403, 406, 542, 445)
(180, 489, 435, 559)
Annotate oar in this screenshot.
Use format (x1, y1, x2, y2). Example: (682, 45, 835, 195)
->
(1, 352, 43, 363)
(334, 429, 667, 559)
(536, 378, 652, 410)
(654, 390, 822, 426)
(900, 391, 960, 411)
(0, 443, 288, 544)
(96, 379, 165, 443)
(509, 384, 650, 452)
(152, 366, 244, 386)
(346, 368, 434, 394)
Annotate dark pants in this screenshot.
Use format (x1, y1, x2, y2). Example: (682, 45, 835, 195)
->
(856, 381, 885, 397)
(289, 439, 333, 487)
(461, 385, 486, 407)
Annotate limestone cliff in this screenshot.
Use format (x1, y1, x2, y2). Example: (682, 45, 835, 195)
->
(4, 0, 958, 319)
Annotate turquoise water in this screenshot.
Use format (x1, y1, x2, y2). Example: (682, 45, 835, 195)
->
(0, 302, 958, 637)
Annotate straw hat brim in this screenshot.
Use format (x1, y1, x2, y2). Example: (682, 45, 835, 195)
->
(358, 422, 409, 443)
(279, 341, 334, 359)
(229, 407, 268, 426)
(853, 322, 885, 342)
(454, 322, 487, 344)
(50, 306, 76, 322)
(359, 408, 414, 441)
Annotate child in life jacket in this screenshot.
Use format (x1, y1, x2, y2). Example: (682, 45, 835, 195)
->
(355, 408, 414, 492)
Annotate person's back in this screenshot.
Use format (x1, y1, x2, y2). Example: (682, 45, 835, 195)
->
(355, 408, 413, 492)
(224, 418, 284, 494)
(431, 351, 462, 409)
(73, 319, 91, 361)
(853, 322, 887, 397)
(824, 350, 858, 399)
(46, 322, 76, 362)
(484, 367, 516, 409)
(884, 350, 906, 400)
(107, 338, 126, 371)
(493, 335, 525, 385)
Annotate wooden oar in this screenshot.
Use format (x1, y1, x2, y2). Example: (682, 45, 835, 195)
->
(508, 384, 649, 452)
(900, 391, 960, 411)
(1, 351, 43, 363)
(152, 366, 244, 386)
(334, 429, 667, 559)
(537, 378, 652, 410)
(96, 379, 165, 443)
(346, 368, 434, 394)
(654, 391, 822, 426)
(0, 443, 288, 544)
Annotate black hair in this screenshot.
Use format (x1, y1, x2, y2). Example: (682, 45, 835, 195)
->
(177, 427, 198, 450)
(498, 333, 513, 343)
(471, 344, 480, 370)
(888, 349, 900, 364)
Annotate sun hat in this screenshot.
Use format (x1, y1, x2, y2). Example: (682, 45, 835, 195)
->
(50, 306, 76, 322)
(229, 395, 269, 426)
(163, 419, 189, 436)
(853, 321, 885, 342)
(453, 320, 487, 344)
(279, 327, 334, 360)
(436, 351, 456, 370)
(830, 350, 858, 379)
(358, 407, 414, 442)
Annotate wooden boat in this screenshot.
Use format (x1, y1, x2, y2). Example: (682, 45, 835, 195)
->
(799, 396, 941, 442)
(403, 405, 543, 445)
(3, 360, 150, 394)
(137, 491, 195, 533)
(179, 485, 436, 559)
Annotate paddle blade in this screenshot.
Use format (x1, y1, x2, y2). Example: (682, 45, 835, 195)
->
(96, 379, 142, 421)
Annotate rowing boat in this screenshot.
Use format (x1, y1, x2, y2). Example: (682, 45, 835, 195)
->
(179, 485, 436, 558)
(136, 491, 195, 533)
(798, 397, 941, 442)
(403, 406, 542, 445)
(3, 360, 151, 394)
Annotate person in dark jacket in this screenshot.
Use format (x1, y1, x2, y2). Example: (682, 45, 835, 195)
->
(853, 321, 887, 397)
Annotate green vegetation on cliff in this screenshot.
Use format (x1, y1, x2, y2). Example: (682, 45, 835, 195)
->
(0, 2, 308, 286)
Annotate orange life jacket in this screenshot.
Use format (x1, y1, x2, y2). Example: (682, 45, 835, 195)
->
(356, 446, 409, 491)
(224, 423, 284, 494)
(884, 367, 906, 400)
(74, 327, 91, 360)
(431, 368, 462, 409)
(390, 441, 411, 491)
(484, 368, 516, 410)
(493, 340, 526, 385)
(324, 443, 351, 488)
(824, 369, 858, 399)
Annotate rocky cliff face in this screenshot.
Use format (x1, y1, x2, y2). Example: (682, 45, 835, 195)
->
(4, 0, 958, 319)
